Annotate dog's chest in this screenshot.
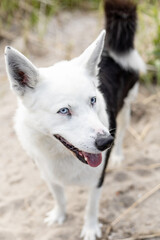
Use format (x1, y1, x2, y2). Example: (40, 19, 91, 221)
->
(48, 156, 101, 186)
(35, 147, 102, 187)
(36, 146, 103, 187)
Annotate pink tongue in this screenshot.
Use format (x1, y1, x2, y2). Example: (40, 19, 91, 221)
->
(83, 152, 102, 167)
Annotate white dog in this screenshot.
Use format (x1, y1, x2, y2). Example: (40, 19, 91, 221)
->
(5, 1, 146, 239)
(5, 31, 112, 239)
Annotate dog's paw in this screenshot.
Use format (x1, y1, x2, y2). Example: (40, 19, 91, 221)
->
(44, 207, 66, 226)
(80, 222, 102, 240)
(108, 153, 124, 169)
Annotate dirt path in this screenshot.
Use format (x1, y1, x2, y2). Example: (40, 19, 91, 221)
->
(0, 10, 160, 240)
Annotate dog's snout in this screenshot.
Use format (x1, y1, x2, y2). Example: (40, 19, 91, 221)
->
(95, 134, 114, 151)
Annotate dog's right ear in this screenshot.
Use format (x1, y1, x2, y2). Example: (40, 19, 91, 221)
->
(75, 30, 106, 76)
(5, 46, 39, 96)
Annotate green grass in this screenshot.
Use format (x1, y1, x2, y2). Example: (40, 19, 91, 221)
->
(0, 0, 159, 84)
(138, 0, 160, 84)
(0, 0, 100, 29)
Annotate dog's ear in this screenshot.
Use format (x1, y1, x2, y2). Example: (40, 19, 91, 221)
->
(78, 30, 106, 76)
(5, 46, 39, 96)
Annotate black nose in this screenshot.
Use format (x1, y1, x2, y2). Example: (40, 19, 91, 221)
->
(95, 134, 114, 151)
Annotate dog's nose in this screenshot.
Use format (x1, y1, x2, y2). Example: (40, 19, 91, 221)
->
(95, 134, 114, 151)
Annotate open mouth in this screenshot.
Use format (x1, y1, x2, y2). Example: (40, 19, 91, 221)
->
(54, 134, 102, 167)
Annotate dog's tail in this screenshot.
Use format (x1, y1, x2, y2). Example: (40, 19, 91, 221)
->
(103, 0, 137, 54)
(103, 0, 146, 73)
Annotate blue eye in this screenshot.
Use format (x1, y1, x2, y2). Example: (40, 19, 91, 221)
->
(91, 97, 96, 106)
(58, 108, 70, 115)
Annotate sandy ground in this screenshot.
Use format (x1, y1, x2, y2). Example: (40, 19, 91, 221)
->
(0, 10, 160, 240)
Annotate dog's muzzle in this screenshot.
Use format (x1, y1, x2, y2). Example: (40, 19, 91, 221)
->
(54, 134, 102, 167)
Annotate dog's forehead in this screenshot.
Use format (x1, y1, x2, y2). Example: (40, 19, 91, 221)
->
(39, 61, 96, 95)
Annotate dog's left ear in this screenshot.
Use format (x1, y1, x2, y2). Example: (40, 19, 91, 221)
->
(5, 46, 39, 96)
(77, 30, 106, 76)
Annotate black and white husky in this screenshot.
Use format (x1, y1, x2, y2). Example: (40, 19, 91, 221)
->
(5, 0, 146, 239)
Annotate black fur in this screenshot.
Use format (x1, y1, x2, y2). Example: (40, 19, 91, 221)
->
(97, 0, 139, 188)
(104, 0, 137, 54)
(97, 147, 112, 188)
(99, 53, 139, 119)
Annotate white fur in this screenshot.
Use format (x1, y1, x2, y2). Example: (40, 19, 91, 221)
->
(5, 31, 108, 240)
(75, 30, 106, 77)
(81, 188, 102, 240)
(109, 49, 146, 74)
(5, 47, 38, 96)
(5, 29, 144, 239)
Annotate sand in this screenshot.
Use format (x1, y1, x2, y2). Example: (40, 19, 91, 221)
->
(0, 10, 160, 240)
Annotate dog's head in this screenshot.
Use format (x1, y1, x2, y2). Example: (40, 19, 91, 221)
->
(5, 30, 114, 167)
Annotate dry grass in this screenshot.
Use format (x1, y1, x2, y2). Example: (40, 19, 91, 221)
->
(101, 183, 160, 239)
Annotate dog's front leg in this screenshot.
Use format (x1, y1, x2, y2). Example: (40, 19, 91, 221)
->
(81, 187, 102, 240)
(44, 182, 66, 225)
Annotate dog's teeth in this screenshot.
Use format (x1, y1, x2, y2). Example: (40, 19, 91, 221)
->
(84, 157, 88, 162)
